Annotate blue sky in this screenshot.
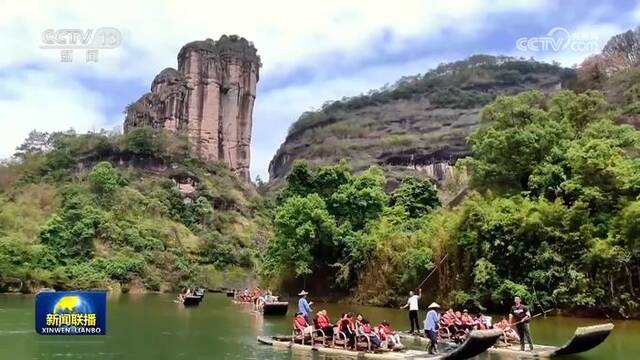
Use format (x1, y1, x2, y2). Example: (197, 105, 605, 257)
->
(0, 0, 638, 180)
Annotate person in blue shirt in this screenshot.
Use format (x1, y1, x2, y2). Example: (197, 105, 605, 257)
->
(297, 290, 313, 321)
(424, 302, 441, 354)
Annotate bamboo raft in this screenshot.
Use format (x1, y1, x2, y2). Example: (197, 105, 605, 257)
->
(258, 329, 502, 359)
(399, 323, 614, 358)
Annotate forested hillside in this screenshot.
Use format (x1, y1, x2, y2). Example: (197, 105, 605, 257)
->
(261, 28, 640, 318)
(0, 128, 269, 293)
(263, 89, 640, 317)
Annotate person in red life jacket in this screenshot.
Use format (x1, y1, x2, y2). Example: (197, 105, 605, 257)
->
(374, 324, 388, 349)
(355, 314, 364, 329)
(379, 320, 404, 349)
(359, 319, 381, 348)
(294, 312, 314, 337)
(460, 309, 474, 330)
(441, 308, 457, 336)
(496, 317, 520, 343)
(439, 308, 452, 331)
(474, 312, 491, 330)
(315, 309, 334, 337)
(453, 311, 463, 327)
(339, 313, 356, 349)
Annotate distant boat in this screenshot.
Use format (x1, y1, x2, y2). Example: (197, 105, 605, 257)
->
(226, 291, 235, 297)
(261, 301, 288, 316)
(177, 288, 206, 307)
(181, 295, 203, 306)
(36, 288, 56, 294)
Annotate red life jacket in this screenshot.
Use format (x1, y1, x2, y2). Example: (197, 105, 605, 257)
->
(377, 325, 387, 340)
(363, 324, 372, 334)
(340, 318, 354, 333)
(294, 315, 307, 330)
(318, 314, 330, 328)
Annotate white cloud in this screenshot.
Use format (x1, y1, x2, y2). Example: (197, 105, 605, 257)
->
(508, 22, 623, 68)
(634, 4, 640, 21)
(0, 0, 549, 80)
(0, 0, 551, 179)
(0, 70, 107, 158)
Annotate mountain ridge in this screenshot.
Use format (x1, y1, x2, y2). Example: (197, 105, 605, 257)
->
(268, 55, 576, 187)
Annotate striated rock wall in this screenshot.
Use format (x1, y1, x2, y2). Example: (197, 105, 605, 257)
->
(124, 35, 260, 181)
(268, 56, 574, 186)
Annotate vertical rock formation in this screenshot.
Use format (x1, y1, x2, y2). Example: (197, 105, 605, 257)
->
(124, 35, 260, 181)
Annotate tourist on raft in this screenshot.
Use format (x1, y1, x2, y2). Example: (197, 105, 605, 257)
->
(263, 290, 277, 303)
(314, 310, 334, 337)
(510, 296, 534, 351)
(297, 290, 313, 322)
(424, 302, 440, 354)
(338, 313, 356, 349)
(400, 288, 422, 333)
(460, 309, 475, 330)
(474, 311, 491, 330)
(378, 320, 404, 349)
(176, 288, 190, 302)
(294, 312, 314, 337)
(357, 318, 381, 348)
(496, 317, 520, 343)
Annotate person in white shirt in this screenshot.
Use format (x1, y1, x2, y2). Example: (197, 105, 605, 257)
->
(400, 288, 422, 333)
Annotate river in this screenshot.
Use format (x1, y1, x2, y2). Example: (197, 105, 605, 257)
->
(0, 293, 637, 360)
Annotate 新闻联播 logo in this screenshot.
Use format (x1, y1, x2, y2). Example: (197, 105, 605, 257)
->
(35, 291, 106, 335)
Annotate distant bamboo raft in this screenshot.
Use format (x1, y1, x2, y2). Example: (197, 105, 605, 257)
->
(261, 302, 288, 315)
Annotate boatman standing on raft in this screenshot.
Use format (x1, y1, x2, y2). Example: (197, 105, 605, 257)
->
(424, 302, 440, 354)
(297, 290, 313, 322)
(509, 296, 534, 351)
(401, 288, 422, 333)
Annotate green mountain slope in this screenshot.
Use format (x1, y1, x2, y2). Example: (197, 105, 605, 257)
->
(269, 55, 577, 188)
(0, 128, 269, 293)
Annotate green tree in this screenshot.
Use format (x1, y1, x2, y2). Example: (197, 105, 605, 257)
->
(263, 194, 337, 277)
(390, 177, 440, 217)
(13, 130, 50, 159)
(329, 166, 388, 229)
(88, 162, 122, 196)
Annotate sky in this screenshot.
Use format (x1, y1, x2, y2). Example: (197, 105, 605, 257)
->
(0, 0, 639, 181)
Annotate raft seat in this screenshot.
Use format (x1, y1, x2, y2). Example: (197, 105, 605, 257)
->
(332, 327, 349, 349)
(355, 335, 372, 351)
(313, 328, 330, 346)
(292, 328, 313, 345)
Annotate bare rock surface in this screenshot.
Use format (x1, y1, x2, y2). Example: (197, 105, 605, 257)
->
(125, 35, 260, 181)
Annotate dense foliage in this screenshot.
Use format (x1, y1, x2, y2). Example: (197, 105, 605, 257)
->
(456, 89, 639, 316)
(0, 128, 267, 293)
(263, 89, 640, 316)
(261, 161, 441, 303)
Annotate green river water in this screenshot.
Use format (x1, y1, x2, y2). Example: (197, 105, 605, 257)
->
(0, 293, 637, 360)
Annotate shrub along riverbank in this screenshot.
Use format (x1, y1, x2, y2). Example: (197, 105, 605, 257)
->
(261, 90, 640, 318)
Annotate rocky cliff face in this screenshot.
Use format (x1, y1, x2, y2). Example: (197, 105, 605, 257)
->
(269, 55, 575, 186)
(124, 35, 260, 181)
